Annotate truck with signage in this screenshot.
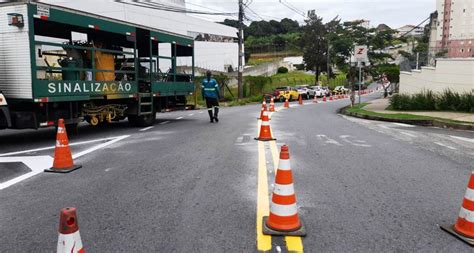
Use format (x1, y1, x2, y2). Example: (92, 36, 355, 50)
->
(0, 2, 195, 132)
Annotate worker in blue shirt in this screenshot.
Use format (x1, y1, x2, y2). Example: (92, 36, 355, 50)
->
(201, 71, 220, 123)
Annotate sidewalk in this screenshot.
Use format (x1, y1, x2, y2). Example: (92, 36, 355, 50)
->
(364, 98, 474, 123)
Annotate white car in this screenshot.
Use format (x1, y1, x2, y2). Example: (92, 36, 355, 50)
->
(295, 85, 316, 99)
(334, 86, 350, 93)
(310, 86, 326, 97)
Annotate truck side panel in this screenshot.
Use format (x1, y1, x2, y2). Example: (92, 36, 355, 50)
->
(0, 5, 32, 99)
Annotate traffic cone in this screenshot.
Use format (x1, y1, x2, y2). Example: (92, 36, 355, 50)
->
(45, 119, 81, 173)
(298, 95, 303, 105)
(269, 97, 275, 112)
(323, 96, 327, 102)
(255, 111, 276, 141)
(57, 207, 84, 253)
(312, 96, 318, 104)
(329, 95, 333, 101)
(258, 100, 268, 120)
(284, 97, 290, 108)
(263, 145, 305, 236)
(441, 172, 474, 246)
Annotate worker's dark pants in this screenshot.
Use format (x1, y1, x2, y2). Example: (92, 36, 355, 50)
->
(205, 97, 219, 120)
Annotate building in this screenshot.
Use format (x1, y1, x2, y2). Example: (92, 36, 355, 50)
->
(39, 0, 240, 72)
(395, 25, 424, 38)
(433, 0, 474, 58)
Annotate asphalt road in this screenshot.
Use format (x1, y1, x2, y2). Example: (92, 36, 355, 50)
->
(1, 91, 474, 252)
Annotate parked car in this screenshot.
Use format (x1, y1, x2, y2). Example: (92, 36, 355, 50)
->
(295, 85, 315, 99)
(321, 86, 331, 96)
(273, 86, 300, 102)
(333, 86, 350, 93)
(310, 86, 326, 98)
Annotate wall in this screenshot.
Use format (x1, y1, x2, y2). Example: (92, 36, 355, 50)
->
(399, 58, 474, 94)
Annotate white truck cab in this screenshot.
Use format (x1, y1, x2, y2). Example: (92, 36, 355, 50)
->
(0, 91, 12, 129)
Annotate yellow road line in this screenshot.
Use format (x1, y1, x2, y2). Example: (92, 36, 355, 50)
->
(256, 141, 272, 251)
(269, 140, 304, 252)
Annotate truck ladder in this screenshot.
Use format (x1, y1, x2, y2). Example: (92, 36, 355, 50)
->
(138, 93, 153, 116)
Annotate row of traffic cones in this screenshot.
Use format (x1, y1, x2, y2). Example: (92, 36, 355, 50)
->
(255, 98, 306, 236)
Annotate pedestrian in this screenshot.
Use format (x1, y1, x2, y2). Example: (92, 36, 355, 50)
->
(201, 70, 220, 123)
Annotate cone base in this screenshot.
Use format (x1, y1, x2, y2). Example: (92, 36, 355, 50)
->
(440, 224, 474, 247)
(262, 216, 306, 236)
(45, 165, 82, 174)
(254, 137, 276, 142)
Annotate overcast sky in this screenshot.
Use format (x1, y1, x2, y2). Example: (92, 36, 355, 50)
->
(186, 0, 436, 29)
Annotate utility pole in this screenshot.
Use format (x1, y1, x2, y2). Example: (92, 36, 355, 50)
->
(237, 0, 244, 100)
(326, 27, 331, 86)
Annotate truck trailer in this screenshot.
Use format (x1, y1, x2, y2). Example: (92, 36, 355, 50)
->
(0, 2, 195, 132)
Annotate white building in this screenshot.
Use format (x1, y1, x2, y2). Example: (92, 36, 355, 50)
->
(395, 25, 424, 38)
(39, 0, 240, 72)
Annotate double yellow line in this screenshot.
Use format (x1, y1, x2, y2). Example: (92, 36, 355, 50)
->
(256, 117, 303, 252)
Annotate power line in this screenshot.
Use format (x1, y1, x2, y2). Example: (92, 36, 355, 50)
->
(244, 4, 265, 21)
(399, 16, 430, 38)
(278, 0, 306, 18)
(115, 0, 238, 16)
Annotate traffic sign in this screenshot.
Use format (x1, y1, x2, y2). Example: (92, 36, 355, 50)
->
(354, 45, 368, 63)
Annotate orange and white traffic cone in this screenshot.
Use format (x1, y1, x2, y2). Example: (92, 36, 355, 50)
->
(312, 96, 318, 104)
(441, 172, 474, 245)
(323, 96, 327, 102)
(269, 97, 275, 112)
(298, 95, 303, 105)
(57, 207, 84, 253)
(263, 145, 305, 236)
(255, 111, 276, 141)
(44, 119, 81, 173)
(284, 97, 290, 108)
(329, 95, 333, 101)
(258, 100, 268, 120)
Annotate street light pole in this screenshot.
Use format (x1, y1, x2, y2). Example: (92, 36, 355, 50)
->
(237, 0, 244, 100)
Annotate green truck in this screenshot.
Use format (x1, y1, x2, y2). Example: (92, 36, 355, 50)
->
(0, 2, 195, 132)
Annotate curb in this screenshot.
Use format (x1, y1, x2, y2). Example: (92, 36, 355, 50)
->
(339, 106, 474, 131)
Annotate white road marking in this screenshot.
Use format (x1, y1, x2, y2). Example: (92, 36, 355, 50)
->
(0, 135, 129, 157)
(72, 135, 130, 159)
(400, 131, 417, 138)
(450, 136, 474, 144)
(176, 117, 183, 120)
(188, 114, 194, 116)
(379, 125, 391, 129)
(0, 156, 52, 190)
(0, 135, 130, 190)
(391, 123, 416, 128)
(139, 126, 154, 132)
(159, 121, 171, 125)
(434, 142, 457, 150)
(316, 135, 343, 146)
(340, 135, 372, 147)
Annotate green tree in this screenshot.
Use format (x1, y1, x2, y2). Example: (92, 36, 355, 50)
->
(302, 10, 327, 83)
